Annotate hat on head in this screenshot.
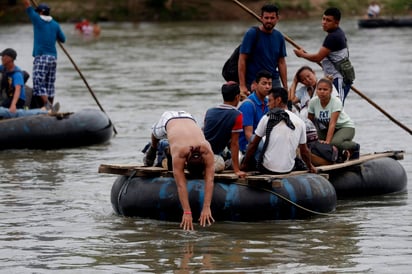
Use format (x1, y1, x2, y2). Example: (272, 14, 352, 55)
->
(0, 48, 17, 60)
(35, 3, 50, 13)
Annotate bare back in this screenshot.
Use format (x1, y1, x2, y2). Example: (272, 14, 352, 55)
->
(166, 118, 212, 159)
(164, 117, 215, 230)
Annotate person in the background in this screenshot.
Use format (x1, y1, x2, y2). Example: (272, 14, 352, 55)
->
(0, 48, 25, 112)
(238, 4, 287, 99)
(23, 0, 65, 109)
(75, 19, 101, 36)
(367, 1, 381, 18)
(75, 18, 90, 33)
(294, 8, 352, 104)
(92, 22, 101, 36)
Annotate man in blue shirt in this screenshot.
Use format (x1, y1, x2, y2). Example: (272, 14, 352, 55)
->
(238, 70, 272, 154)
(238, 4, 287, 99)
(24, 1, 66, 109)
(0, 48, 26, 112)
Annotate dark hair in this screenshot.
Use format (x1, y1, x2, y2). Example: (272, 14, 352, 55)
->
(324, 7, 341, 21)
(269, 87, 288, 105)
(186, 146, 205, 176)
(221, 81, 240, 102)
(261, 4, 279, 16)
(295, 66, 315, 82)
(255, 69, 273, 83)
(317, 77, 333, 90)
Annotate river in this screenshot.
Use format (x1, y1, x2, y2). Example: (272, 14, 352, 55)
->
(0, 18, 411, 273)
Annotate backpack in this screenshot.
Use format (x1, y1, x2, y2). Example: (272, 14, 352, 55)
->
(310, 141, 339, 163)
(222, 27, 260, 83)
(305, 119, 338, 163)
(0, 68, 29, 98)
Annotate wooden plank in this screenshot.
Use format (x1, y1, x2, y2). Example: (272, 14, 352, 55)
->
(98, 150, 404, 178)
(316, 150, 404, 172)
(98, 163, 310, 179)
(98, 164, 171, 177)
(98, 163, 328, 183)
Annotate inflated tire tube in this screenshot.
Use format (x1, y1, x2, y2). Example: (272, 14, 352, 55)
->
(0, 109, 113, 149)
(328, 157, 407, 198)
(111, 173, 337, 222)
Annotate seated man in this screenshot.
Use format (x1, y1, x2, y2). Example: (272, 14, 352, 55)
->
(143, 111, 215, 231)
(241, 87, 316, 174)
(238, 70, 272, 154)
(1, 48, 26, 112)
(203, 82, 246, 177)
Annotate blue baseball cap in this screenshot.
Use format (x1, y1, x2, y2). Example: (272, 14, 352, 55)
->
(35, 3, 50, 13)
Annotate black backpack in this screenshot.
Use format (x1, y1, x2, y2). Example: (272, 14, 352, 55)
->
(222, 27, 260, 83)
(0, 68, 30, 98)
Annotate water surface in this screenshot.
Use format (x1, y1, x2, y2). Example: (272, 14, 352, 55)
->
(0, 19, 411, 273)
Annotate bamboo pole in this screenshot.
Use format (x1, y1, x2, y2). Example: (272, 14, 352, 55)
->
(29, 0, 118, 135)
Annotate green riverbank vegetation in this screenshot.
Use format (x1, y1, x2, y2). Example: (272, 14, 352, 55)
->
(1, 0, 411, 23)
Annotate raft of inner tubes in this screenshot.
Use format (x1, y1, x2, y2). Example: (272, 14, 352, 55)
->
(0, 108, 113, 150)
(358, 18, 412, 28)
(111, 173, 337, 222)
(327, 157, 407, 198)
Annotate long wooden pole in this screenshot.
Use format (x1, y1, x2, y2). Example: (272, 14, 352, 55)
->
(232, 0, 412, 135)
(29, 0, 117, 135)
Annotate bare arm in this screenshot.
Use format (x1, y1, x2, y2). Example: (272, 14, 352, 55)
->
(240, 135, 261, 171)
(243, 125, 254, 146)
(150, 133, 160, 149)
(199, 147, 215, 227)
(230, 132, 246, 178)
(289, 74, 299, 103)
(294, 47, 330, 64)
(238, 53, 249, 99)
(173, 156, 194, 231)
(278, 56, 288, 90)
(299, 143, 317, 173)
(9, 85, 21, 113)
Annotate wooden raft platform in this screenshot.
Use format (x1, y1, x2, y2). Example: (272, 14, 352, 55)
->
(98, 150, 404, 183)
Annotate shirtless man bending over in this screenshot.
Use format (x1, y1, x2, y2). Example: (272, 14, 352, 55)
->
(144, 111, 215, 230)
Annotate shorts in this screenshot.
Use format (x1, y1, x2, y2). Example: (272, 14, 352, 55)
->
(152, 110, 195, 139)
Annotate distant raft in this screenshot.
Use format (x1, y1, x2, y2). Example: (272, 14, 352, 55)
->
(358, 17, 412, 28)
(0, 109, 113, 150)
(107, 169, 337, 222)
